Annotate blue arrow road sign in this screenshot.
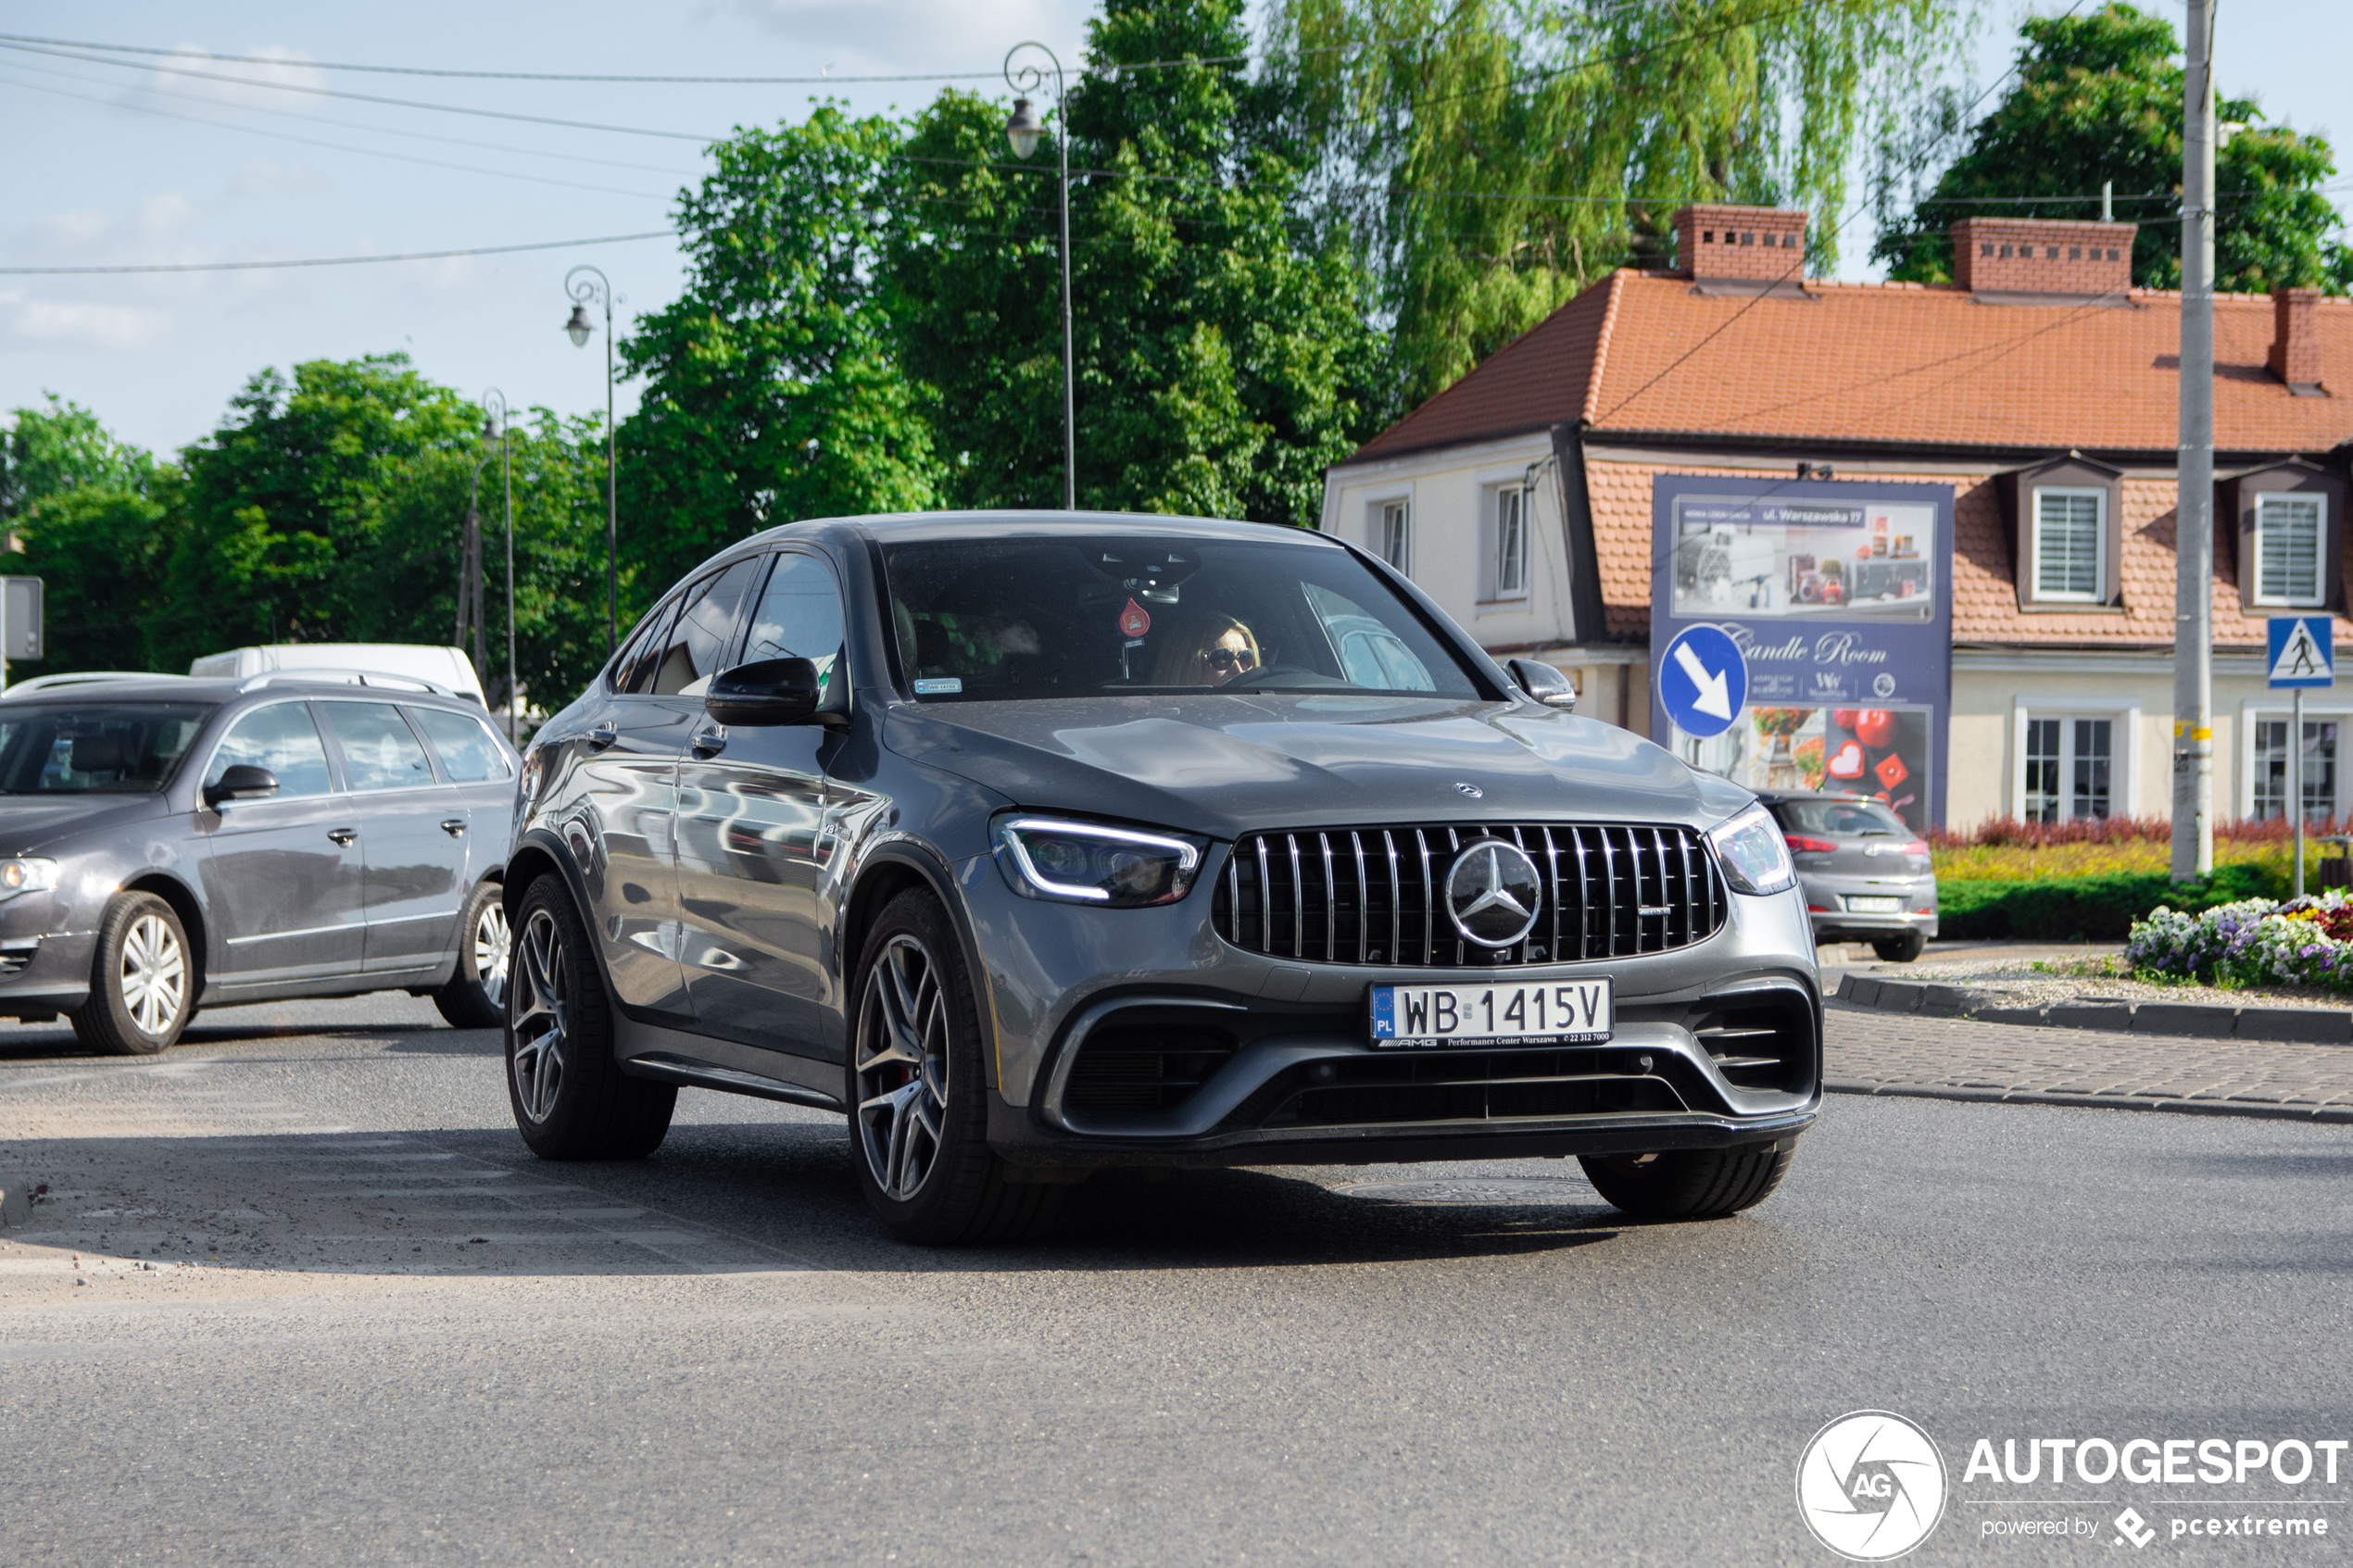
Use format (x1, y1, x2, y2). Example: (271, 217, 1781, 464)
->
(1659, 624, 1749, 739)
(2268, 616, 2334, 689)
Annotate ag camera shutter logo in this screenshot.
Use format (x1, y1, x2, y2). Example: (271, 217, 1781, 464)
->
(1796, 1411, 1947, 1561)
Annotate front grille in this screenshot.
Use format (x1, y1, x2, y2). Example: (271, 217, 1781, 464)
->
(1211, 823, 1724, 967)
(1229, 1048, 1686, 1130)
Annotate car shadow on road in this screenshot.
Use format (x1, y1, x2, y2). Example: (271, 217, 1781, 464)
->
(0, 1018, 474, 1064)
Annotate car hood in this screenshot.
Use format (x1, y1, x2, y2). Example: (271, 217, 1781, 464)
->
(0, 793, 170, 853)
(883, 694, 1752, 838)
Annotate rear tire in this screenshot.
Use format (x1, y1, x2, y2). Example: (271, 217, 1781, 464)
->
(433, 879, 510, 1029)
(848, 888, 1060, 1245)
(1579, 1140, 1796, 1221)
(69, 892, 194, 1056)
(1871, 930, 1926, 963)
(505, 873, 674, 1160)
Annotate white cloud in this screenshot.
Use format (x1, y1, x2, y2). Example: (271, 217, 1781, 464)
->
(120, 44, 327, 123)
(9, 301, 177, 352)
(232, 160, 332, 198)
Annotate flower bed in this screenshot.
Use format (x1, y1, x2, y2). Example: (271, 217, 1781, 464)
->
(2127, 894, 2353, 993)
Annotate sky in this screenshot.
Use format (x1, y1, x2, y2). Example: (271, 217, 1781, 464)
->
(2, 0, 2345, 459)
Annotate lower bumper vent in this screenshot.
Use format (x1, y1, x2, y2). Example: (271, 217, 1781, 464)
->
(1230, 1049, 1685, 1131)
(1063, 1015, 1239, 1117)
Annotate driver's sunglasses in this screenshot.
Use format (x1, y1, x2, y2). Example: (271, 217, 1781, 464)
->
(1205, 648, 1256, 670)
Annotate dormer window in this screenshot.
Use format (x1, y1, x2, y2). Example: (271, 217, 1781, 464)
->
(2233, 460, 2346, 614)
(2252, 493, 2326, 607)
(2032, 488, 2106, 601)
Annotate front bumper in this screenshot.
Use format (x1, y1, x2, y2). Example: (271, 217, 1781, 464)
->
(955, 850, 1822, 1168)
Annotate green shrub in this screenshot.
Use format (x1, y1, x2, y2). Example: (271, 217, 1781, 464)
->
(1937, 863, 2281, 942)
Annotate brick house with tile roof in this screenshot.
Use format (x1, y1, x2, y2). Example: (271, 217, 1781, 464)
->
(1321, 205, 2353, 830)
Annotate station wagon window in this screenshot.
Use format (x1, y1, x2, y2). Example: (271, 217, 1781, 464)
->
(742, 551, 846, 692)
(205, 703, 333, 799)
(0, 703, 216, 795)
(409, 707, 513, 784)
(321, 702, 434, 791)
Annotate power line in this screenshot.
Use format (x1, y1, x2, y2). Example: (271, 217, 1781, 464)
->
(0, 230, 675, 275)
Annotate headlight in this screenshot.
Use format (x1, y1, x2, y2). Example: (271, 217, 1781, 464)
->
(1707, 804, 1795, 896)
(992, 816, 1204, 908)
(0, 858, 59, 899)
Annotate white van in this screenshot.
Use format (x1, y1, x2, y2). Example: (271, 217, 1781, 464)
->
(187, 644, 488, 707)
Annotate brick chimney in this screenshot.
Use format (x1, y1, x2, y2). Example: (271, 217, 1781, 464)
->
(1951, 218, 2135, 300)
(2269, 286, 2324, 394)
(1671, 205, 1809, 286)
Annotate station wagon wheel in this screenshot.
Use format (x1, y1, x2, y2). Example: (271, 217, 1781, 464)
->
(502, 873, 674, 1160)
(854, 934, 953, 1202)
(70, 891, 195, 1057)
(848, 889, 1063, 1245)
(433, 880, 512, 1029)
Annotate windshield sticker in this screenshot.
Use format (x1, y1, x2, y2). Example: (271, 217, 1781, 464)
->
(912, 678, 963, 695)
(1119, 598, 1151, 639)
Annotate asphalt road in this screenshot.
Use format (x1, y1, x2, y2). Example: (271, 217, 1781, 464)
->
(3, 997, 2349, 1566)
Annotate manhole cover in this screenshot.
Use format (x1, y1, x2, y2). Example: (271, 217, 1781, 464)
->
(1329, 1176, 1598, 1207)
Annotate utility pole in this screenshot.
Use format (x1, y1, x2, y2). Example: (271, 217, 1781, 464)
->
(2170, 0, 2218, 882)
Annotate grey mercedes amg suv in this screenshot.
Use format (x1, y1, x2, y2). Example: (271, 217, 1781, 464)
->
(501, 513, 1821, 1243)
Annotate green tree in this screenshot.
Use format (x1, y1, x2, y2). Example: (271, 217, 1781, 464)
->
(0, 396, 176, 673)
(1271, 0, 1963, 407)
(619, 105, 942, 601)
(1873, 3, 2351, 293)
(889, 0, 1384, 524)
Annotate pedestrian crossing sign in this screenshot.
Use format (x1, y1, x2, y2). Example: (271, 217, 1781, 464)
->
(2268, 615, 2334, 689)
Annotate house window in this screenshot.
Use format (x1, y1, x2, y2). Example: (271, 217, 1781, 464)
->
(1491, 485, 1529, 599)
(2252, 493, 2325, 606)
(2023, 716, 2112, 822)
(1374, 499, 1411, 575)
(2254, 719, 2338, 822)
(2032, 487, 2105, 601)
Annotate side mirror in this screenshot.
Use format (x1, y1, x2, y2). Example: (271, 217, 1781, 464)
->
(1505, 658, 1579, 712)
(204, 765, 280, 808)
(704, 659, 823, 727)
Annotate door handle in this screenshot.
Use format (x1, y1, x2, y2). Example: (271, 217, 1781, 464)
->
(587, 723, 619, 751)
(440, 819, 468, 837)
(327, 828, 359, 847)
(690, 727, 727, 758)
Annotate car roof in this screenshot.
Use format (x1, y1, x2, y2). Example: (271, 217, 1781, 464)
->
(0, 675, 489, 710)
(744, 509, 1347, 552)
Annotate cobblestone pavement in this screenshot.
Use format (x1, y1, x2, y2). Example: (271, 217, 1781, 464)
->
(1824, 1001, 2353, 1122)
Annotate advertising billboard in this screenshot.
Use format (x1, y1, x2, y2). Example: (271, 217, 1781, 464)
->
(1649, 475, 1955, 833)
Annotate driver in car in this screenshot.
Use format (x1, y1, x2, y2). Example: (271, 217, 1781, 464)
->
(1156, 615, 1261, 686)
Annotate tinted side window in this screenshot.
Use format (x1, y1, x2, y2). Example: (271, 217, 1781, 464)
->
(652, 557, 763, 696)
(410, 708, 512, 784)
(742, 552, 847, 689)
(206, 703, 333, 799)
(321, 702, 434, 792)
(613, 601, 681, 696)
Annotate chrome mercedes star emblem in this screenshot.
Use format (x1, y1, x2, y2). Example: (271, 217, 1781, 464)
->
(1453, 782, 1483, 798)
(1444, 839, 1543, 948)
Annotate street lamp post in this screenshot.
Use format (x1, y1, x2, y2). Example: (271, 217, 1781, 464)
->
(481, 388, 518, 744)
(461, 444, 496, 684)
(1004, 43, 1075, 510)
(564, 265, 619, 654)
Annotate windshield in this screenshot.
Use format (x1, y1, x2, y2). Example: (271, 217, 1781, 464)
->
(881, 534, 1482, 702)
(1771, 797, 1910, 837)
(0, 703, 216, 795)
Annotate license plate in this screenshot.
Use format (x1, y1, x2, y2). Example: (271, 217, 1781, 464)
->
(1846, 896, 1905, 913)
(1369, 980, 1612, 1048)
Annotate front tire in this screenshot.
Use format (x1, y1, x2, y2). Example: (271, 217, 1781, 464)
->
(1579, 1141, 1796, 1221)
(849, 889, 1059, 1245)
(505, 874, 675, 1160)
(433, 879, 510, 1028)
(69, 892, 194, 1056)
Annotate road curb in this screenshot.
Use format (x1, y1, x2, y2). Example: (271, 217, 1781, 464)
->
(1824, 1079, 2353, 1123)
(1831, 973, 2353, 1045)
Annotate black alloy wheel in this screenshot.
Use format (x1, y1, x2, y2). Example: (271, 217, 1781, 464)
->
(69, 891, 195, 1056)
(849, 888, 1061, 1245)
(504, 874, 675, 1160)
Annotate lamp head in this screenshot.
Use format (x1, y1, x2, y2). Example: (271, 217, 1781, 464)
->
(1005, 97, 1043, 160)
(564, 304, 594, 348)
